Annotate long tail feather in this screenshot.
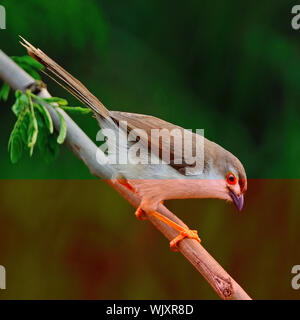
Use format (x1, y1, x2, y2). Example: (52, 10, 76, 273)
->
(19, 36, 110, 118)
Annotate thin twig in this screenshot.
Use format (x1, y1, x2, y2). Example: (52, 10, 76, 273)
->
(0, 49, 251, 300)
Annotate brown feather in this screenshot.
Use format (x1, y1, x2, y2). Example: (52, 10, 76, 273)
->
(19, 36, 109, 118)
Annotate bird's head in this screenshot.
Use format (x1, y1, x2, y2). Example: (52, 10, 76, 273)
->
(204, 141, 247, 212)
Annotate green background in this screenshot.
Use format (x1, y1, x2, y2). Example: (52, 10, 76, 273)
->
(0, 0, 300, 299)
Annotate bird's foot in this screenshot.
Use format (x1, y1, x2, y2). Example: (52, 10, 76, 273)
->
(135, 206, 147, 221)
(134, 206, 201, 251)
(169, 229, 200, 252)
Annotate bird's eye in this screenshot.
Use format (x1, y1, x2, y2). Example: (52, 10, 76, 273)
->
(226, 172, 237, 185)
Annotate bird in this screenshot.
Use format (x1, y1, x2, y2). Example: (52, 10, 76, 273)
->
(20, 38, 247, 251)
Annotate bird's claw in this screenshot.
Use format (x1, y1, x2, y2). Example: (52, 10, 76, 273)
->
(134, 206, 201, 252)
(170, 229, 201, 252)
(135, 206, 147, 221)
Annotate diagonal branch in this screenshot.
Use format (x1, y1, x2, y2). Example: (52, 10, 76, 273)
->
(0, 49, 251, 300)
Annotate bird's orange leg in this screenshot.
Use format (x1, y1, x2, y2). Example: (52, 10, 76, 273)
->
(135, 206, 147, 221)
(117, 178, 200, 251)
(135, 206, 201, 251)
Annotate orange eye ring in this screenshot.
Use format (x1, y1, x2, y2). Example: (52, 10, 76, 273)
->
(226, 172, 237, 185)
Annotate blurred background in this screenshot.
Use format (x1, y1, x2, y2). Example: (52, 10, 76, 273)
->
(0, 0, 300, 299)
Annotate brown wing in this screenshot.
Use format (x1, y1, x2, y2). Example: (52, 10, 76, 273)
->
(110, 111, 204, 173)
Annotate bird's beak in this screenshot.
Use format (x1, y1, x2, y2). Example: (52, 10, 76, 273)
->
(229, 190, 244, 212)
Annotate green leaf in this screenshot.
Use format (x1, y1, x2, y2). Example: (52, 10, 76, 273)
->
(12, 91, 32, 117)
(19, 112, 30, 145)
(37, 129, 59, 163)
(42, 97, 68, 106)
(18, 92, 30, 106)
(34, 103, 54, 134)
(15, 90, 23, 99)
(0, 83, 11, 101)
(8, 109, 29, 164)
(46, 134, 60, 162)
(59, 106, 92, 114)
(27, 114, 38, 156)
(9, 134, 23, 164)
(7, 79, 93, 163)
(26, 92, 38, 156)
(12, 56, 44, 70)
(18, 63, 42, 80)
(55, 110, 67, 144)
(11, 99, 22, 116)
(11, 56, 44, 80)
